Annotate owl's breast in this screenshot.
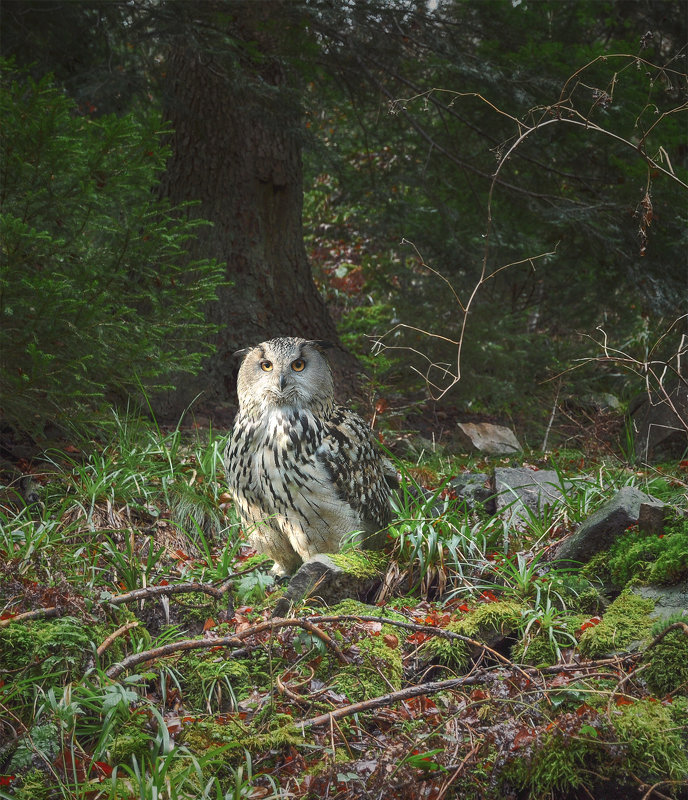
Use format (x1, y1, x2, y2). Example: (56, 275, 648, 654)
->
(228, 408, 325, 502)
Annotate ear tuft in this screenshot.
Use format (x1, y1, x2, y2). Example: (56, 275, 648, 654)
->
(309, 339, 334, 351)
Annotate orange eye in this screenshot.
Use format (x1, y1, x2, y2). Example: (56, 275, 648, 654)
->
(260, 360, 273, 372)
(291, 359, 305, 372)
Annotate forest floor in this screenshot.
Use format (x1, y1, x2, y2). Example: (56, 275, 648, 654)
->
(0, 410, 687, 800)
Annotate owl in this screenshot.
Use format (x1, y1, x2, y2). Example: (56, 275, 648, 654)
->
(225, 337, 397, 576)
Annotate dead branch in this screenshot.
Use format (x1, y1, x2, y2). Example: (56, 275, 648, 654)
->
(297, 653, 637, 729)
(0, 607, 61, 628)
(96, 620, 139, 657)
(297, 673, 489, 729)
(104, 616, 348, 680)
(106, 581, 228, 605)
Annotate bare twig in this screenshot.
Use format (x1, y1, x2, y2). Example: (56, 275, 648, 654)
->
(105, 616, 348, 680)
(96, 620, 139, 656)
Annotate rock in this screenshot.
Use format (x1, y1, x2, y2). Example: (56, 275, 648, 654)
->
(494, 467, 571, 526)
(272, 552, 384, 616)
(632, 580, 688, 623)
(552, 486, 663, 566)
(637, 498, 666, 535)
(449, 473, 495, 512)
(456, 422, 521, 455)
(631, 384, 688, 462)
(565, 392, 622, 414)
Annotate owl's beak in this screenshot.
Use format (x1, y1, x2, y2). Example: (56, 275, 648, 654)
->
(279, 373, 288, 391)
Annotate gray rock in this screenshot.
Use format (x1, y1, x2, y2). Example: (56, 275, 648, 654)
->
(456, 422, 522, 455)
(566, 392, 622, 414)
(272, 553, 383, 616)
(632, 580, 688, 624)
(552, 486, 662, 566)
(449, 473, 495, 512)
(631, 385, 688, 462)
(494, 467, 571, 526)
(637, 498, 666, 535)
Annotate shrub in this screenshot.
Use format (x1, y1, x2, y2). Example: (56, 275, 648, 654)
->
(0, 60, 224, 434)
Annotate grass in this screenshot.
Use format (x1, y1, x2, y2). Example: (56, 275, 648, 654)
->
(1, 415, 687, 799)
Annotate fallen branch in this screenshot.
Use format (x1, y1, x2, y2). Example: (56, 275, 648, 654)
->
(0, 607, 61, 628)
(106, 581, 229, 605)
(0, 571, 256, 628)
(297, 673, 489, 729)
(105, 616, 348, 680)
(644, 620, 688, 651)
(297, 654, 637, 729)
(97, 620, 139, 657)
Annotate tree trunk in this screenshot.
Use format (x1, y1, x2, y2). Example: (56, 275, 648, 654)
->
(156, 5, 353, 420)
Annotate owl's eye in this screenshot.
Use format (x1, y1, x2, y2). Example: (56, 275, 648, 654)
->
(291, 359, 306, 372)
(260, 360, 273, 372)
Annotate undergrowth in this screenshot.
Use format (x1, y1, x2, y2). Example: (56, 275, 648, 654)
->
(1, 414, 687, 799)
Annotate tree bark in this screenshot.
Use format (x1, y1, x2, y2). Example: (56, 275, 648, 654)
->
(156, 4, 353, 420)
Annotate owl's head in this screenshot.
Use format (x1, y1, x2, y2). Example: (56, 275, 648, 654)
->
(235, 337, 334, 417)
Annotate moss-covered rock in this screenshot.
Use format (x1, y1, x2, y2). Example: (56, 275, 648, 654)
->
(420, 600, 525, 669)
(108, 718, 153, 765)
(502, 709, 615, 797)
(611, 697, 688, 782)
(579, 589, 655, 657)
(179, 651, 269, 713)
(180, 717, 300, 762)
(606, 515, 688, 587)
(643, 622, 688, 697)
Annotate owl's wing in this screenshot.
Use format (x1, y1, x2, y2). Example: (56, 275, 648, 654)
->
(317, 406, 396, 532)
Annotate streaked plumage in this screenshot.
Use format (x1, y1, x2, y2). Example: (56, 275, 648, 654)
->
(225, 337, 395, 575)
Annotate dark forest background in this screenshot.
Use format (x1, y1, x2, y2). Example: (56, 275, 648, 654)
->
(2, 0, 686, 444)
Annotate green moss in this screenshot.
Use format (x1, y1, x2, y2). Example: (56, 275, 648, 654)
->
(419, 601, 524, 669)
(579, 590, 655, 657)
(511, 634, 560, 667)
(179, 652, 255, 712)
(328, 549, 388, 579)
(10, 768, 51, 800)
(606, 515, 688, 588)
(581, 551, 612, 585)
(503, 713, 613, 796)
(173, 592, 222, 625)
(612, 698, 688, 782)
(0, 623, 35, 672)
(180, 718, 300, 760)
(323, 601, 404, 701)
(643, 625, 688, 697)
(108, 718, 152, 765)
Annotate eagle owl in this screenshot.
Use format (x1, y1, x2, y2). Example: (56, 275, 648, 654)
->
(225, 337, 396, 576)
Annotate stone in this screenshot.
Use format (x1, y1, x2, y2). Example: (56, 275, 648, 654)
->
(449, 473, 495, 512)
(632, 580, 688, 624)
(493, 467, 571, 526)
(631, 385, 688, 462)
(272, 552, 384, 617)
(552, 486, 663, 566)
(456, 422, 521, 455)
(637, 499, 666, 535)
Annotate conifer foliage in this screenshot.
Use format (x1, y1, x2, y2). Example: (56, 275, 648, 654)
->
(0, 62, 224, 433)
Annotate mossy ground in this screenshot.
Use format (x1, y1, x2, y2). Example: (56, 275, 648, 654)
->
(322, 599, 404, 701)
(579, 589, 655, 657)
